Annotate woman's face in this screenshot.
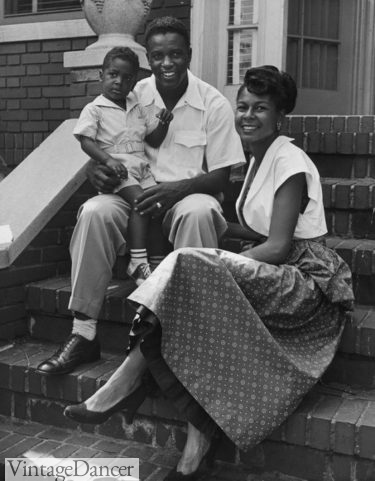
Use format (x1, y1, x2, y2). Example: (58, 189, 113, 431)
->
(235, 88, 282, 147)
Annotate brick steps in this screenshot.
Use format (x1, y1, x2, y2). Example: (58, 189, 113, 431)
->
(0, 339, 374, 480)
(224, 178, 375, 238)
(25, 276, 375, 353)
(321, 177, 375, 210)
(226, 177, 375, 208)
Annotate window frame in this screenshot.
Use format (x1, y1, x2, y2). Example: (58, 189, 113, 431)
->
(0, 0, 84, 25)
(226, 0, 258, 85)
(190, 0, 288, 106)
(286, 0, 341, 91)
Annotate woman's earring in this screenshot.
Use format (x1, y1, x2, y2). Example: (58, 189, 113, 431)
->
(277, 120, 282, 132)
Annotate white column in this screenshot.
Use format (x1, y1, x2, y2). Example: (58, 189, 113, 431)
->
(257, 0, 289, 69)
(351, 0, 375, 114)
(190, 0, 229, 91)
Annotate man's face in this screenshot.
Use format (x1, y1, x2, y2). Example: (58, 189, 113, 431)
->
(147, 32, 191, 92)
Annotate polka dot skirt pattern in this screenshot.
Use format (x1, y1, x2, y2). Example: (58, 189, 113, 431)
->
(128, 240, 353, 450)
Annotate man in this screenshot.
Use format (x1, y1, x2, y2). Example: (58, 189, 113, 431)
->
(37, 16, 246, 375)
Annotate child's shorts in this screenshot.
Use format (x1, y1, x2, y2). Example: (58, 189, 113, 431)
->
(111, 153, 156, 192)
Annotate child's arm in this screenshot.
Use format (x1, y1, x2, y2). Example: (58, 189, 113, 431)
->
(79, 135, 128, 179)
(145, 109, 174, 148)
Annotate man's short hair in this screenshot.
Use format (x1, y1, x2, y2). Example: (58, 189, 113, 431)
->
(102, 47, 140, 73)
(145, 16, 190, 49)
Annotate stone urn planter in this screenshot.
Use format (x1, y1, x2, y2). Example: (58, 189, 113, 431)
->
(80, 0, 153, 68)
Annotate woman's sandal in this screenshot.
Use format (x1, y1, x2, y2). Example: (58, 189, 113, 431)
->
(63, 383, 147, 424)
(163, 432, 222, 481)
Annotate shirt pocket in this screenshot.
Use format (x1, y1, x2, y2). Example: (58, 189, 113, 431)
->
(173, 131, 207, 174)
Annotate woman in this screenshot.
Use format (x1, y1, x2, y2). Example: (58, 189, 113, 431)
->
(64, 66, 354, 480)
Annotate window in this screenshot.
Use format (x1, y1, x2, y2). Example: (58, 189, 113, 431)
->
(4, 0, 81, 16)
(287, 0, 340, 90)
(227, 0, 258, 85)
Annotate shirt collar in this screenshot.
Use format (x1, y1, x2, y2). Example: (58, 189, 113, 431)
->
(92, 92, 139, 112)
(141, 70, 206, 111)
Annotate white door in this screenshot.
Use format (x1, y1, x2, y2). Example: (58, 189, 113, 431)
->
(286, 0, 357, 114)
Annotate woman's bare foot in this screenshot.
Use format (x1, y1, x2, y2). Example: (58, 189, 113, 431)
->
(176, 423, 211, 475)
(83, 342, 147, 413)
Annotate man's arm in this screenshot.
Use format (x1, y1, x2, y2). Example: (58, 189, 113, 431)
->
(134, 167, 230, 216)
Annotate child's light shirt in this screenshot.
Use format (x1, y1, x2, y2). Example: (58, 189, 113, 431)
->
(73, 92, 158, 161)
(236, 136, 327, 239)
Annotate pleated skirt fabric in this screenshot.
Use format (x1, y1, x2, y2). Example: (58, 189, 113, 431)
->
(128, 240, 354, 450)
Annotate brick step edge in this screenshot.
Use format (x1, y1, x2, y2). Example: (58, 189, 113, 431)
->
(26, 311, 375, 389)
(27, 306, 375, 362)
(0, 340, 375, 463)
(26, 277, 137, 325)
(26, 273, 375, 359)
(223, 236, 375, 276)
(225, 177, 375, 211)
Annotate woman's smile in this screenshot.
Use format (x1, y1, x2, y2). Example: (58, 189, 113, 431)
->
(235, 90, 281, 146)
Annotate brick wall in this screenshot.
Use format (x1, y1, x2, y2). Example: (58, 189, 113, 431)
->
(0, 0, 191, 171)
(0, 37, 95, 170)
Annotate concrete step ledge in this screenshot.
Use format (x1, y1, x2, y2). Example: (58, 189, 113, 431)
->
(0, 119, 89, 269)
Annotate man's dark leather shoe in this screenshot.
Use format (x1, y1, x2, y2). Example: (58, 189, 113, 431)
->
(36, 334, 101, 375)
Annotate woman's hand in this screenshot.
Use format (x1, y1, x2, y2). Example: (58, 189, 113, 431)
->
(226, 222, 263, 241)
(86, 160, 121, 193)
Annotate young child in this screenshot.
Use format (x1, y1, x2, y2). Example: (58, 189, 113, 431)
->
(73, 47, 173, 285)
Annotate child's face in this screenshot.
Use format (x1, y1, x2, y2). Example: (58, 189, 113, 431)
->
(100, 57, 137, 105)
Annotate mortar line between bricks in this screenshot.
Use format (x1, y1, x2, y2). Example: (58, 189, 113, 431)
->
(329, 397, 344, 453)
(353, 132, 357, 155)
(331, 183, 337, 207)
(369, 132, 374, 155)
(351, 459, 359, 481)
(354, 309, 370, 353)
(304, 394, 322, 447)
(353, 400, 371, 457)
(349, 184, 355, 209)
(348, 212, 353, 238)
(0, 426, 37, 455)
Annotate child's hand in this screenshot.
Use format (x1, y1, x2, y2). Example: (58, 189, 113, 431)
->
(156, 109, 174, 126)
(105, 157, 128, 180)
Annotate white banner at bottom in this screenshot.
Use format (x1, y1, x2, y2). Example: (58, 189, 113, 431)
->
(5, 458, 139, 481)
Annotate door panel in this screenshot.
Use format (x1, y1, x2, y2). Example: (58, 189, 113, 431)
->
(287, 0, 356, 114)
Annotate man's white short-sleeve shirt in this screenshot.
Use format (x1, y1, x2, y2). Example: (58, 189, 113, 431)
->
(134, 70, 246, 182)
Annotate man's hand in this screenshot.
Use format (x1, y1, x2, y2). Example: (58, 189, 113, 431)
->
(86, 159, 121, 193)
(134, 181, 192, 216)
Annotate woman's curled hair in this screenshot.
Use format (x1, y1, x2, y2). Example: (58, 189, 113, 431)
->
(239, 65, 297, 114)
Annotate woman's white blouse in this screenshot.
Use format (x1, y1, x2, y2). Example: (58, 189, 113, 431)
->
(235, 136, 327, 239)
